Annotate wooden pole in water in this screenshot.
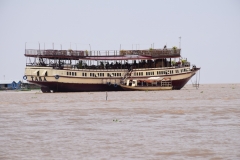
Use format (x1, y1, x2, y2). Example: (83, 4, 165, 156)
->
(106, 91, 108, 101)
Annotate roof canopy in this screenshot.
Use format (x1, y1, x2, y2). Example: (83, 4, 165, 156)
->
(24, 48, 181, 60)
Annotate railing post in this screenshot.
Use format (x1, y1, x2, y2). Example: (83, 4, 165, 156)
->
(25, 42, 27, 55)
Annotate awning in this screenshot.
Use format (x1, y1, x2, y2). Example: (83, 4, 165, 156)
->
(130, 77, 164, 81)
(147, 77, 164, 80)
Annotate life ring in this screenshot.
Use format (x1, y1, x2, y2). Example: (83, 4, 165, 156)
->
(23, 75, 27, 80)
(107, 82, 111, 86)
(55, 75, 59, 79)
(114, 83, 118, 87)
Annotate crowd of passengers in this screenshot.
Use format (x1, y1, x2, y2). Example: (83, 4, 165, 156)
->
(75, 59, 186, 69)
(38, 59, 187, 69)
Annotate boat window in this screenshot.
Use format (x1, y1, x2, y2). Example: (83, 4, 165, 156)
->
(97, 73, 103, 77)
(69, 72, 71, 75)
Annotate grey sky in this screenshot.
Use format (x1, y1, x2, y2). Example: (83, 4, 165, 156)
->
(0, 0, 239, 84)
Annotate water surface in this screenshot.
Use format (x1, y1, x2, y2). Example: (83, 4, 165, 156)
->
(0, 84, 240, 159)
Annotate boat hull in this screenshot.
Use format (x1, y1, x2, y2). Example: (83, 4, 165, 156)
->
(29, 75, 193, 92)
(26, 67, 200, 92)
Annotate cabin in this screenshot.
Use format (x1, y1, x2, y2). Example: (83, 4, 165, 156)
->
(0, 80, 21, 90)
(0, 80, 41, 90)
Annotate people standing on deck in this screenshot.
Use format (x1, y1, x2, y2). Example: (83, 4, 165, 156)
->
(178, 59, 182, 67)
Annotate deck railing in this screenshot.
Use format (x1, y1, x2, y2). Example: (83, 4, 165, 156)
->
(25, 48, 181, 57)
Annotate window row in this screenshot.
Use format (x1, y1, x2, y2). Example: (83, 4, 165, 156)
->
(66, 69, 188, 77)
(90, 73, 105, 77)
(133, 72, 144, 76)
(107, 73, 122, 77)
(67, 72, 77, 76)
(146, 72, 154, 76)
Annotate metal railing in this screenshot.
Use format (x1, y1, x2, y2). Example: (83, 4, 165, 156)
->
(25, 48, 181, 57)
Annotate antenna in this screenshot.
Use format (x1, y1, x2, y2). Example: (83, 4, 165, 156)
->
(179, 37, 181, 48)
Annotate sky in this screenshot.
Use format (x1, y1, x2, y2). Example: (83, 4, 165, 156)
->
(0, 0, 240, 84)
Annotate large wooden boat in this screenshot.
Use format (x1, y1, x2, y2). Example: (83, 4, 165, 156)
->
(23, 45, 200, 92)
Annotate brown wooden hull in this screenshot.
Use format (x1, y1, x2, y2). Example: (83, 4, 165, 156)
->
(29, 75, 192, 92)
(27, 68, 200, 92)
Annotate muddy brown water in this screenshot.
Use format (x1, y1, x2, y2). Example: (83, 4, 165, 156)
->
(0, 84, 240, 159)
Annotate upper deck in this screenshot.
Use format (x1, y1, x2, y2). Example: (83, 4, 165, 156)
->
(24, 48, 181, 60)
